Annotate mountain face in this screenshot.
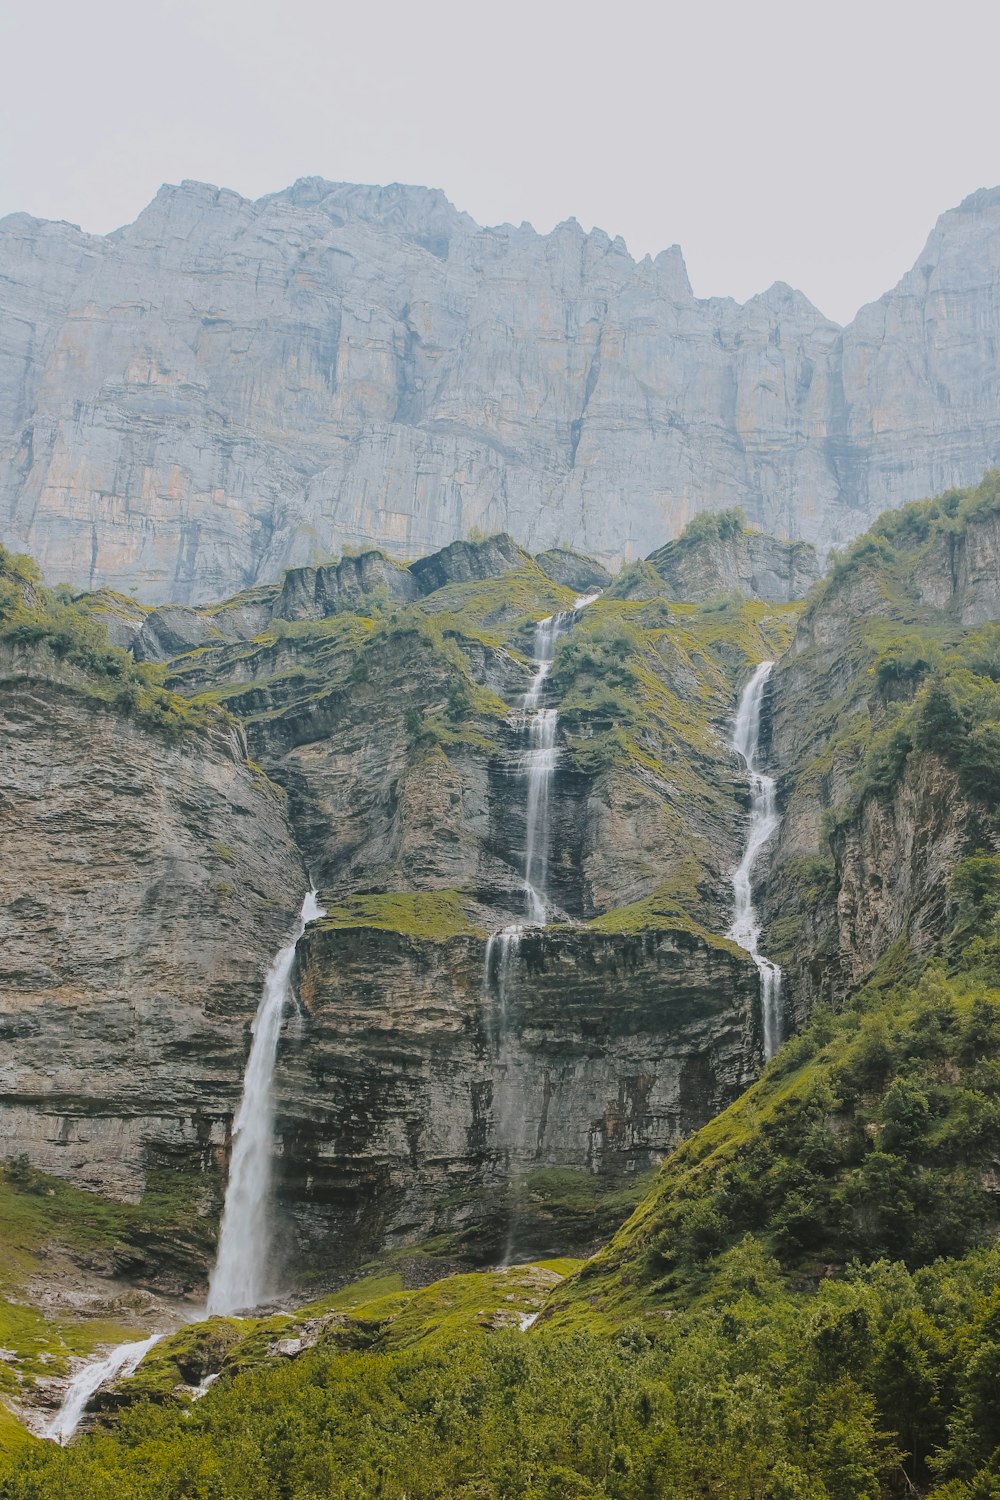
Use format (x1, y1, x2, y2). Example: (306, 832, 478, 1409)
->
(4, 493, 1000, 1491)
(0, 524, 794, 1291)
(2, 179, 1000, 602)
(5, 492, 996, 1298)
(760, 472, 1000, 1021)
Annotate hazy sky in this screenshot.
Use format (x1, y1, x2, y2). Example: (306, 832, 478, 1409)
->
(2, 0, 998, 324)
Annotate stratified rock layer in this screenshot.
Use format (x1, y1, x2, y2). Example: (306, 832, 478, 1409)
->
(277, 922, 759, 1272)
(0, 643, 305, 1205)
(3, 180, 1000, 601)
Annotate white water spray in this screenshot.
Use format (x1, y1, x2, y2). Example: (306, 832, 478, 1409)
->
(728, 662, 783, 1059)
(208, 889, 324, 1315)
(46, 1333, 163, 1445)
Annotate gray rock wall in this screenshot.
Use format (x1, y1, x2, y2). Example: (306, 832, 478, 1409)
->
(3, 179, 1000, 602)
(277, 922, 759, 1273)
(0, 645, 306, 1204)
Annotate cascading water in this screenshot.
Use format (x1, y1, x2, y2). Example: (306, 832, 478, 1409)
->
(46, 1333, 162, 1445)
(45, 888, 320, 1440)
(44, 889, 323, 1443)
(507, 593, 600, 935)
(208, 889, 325, 1315)
(728, 661, 784, 1059)
(485, 593, 599, 1261)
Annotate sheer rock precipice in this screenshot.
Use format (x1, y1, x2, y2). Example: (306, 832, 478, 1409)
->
(2, 180, 1000, 601)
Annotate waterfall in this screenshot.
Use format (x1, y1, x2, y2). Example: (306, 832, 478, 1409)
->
(43, 889, 322, 1443)
(728, 662, 784, 1059)
(46, 1333, 162, 1445)
(516, 593, 600, 930)
(486, 592, 601, 959)
(485, 593, 599, 1262)
(208, 889, 324, 1316)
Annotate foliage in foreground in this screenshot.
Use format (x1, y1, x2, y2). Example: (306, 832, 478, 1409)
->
(10, 1242, 1000, 1498)
(10, 952, 1000, 1496)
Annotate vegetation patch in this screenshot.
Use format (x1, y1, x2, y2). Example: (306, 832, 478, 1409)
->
(315, 890, 481, 942)
(0, 547, 225, 742)
(586, 886, 745, 956)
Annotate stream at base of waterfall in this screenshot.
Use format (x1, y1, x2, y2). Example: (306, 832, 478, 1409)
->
(46, 890, 324, 1443)
(728, 661, 784, 1060)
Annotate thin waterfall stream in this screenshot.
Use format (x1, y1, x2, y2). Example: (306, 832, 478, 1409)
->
(46, 889, 323, 1442)
(485, 593, 599, 1260)
(728, 661, 784, 1059)
(486, 592, 600, 961)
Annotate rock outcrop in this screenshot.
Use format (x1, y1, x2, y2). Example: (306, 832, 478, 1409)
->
(276, 920, 759, 1274)
(3, 180, 1000, 601)
(0, 639, 305, 1215)
(761, 481, 1000, 1018)
(534, 549, 613, 594)
(647, 526, 820, 603)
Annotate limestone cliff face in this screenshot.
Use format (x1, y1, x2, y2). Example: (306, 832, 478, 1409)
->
(275, 922, 758, 1273)
(0, 531, 783, 1288)
(145, 535, 786, 1275)
(3, 180, 1000, 601)
(646, 527, 820, 603)
(0, 639, 305, 1215)
(761, 492, 1000, 1018)
(830, 756, 974, 991)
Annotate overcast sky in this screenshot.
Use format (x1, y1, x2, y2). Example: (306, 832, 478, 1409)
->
(2, 0, 998, 324)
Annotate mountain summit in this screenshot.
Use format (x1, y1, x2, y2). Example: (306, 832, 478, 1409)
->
(1, 180, 1000, 601)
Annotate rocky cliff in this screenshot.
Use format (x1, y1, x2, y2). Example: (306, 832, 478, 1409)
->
(276, 919, 758, 1272)
(0, 531, 797, 1291)
(3, 179, 1000, 601)
(8, 489, 991, 1297)
(148, 533, 794, 1277)
(0, 557, 306, 1285)
(761, 473, 1000, 1019)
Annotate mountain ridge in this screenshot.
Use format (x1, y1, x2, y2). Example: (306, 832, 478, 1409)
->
(3, 179, 1000, 601)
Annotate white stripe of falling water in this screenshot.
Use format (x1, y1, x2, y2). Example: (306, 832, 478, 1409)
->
(485, 592, 602, 1265)
(728, 662, 784, 1059)
(207, 889, 325, 1316)
(46, 1333, 163, 1444)
(520, 593, 599, 924)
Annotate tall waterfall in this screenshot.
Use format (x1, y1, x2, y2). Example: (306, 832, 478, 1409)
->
(208, 889, 324, 1315)
(486, 592, 600, 966)
(520, 608, 568, 924)
(44, 889, 322, 1443)
(46, 1333, 163, 1445)
(485, 594, 599, 1260)
(728, 662, 784, 1059)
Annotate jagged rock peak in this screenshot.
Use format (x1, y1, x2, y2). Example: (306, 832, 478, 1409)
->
(409, 533, 531, 593)
(3, 179, 1000, 602)
(646, 521, 821, 604)
(261, 178, 478, 253)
